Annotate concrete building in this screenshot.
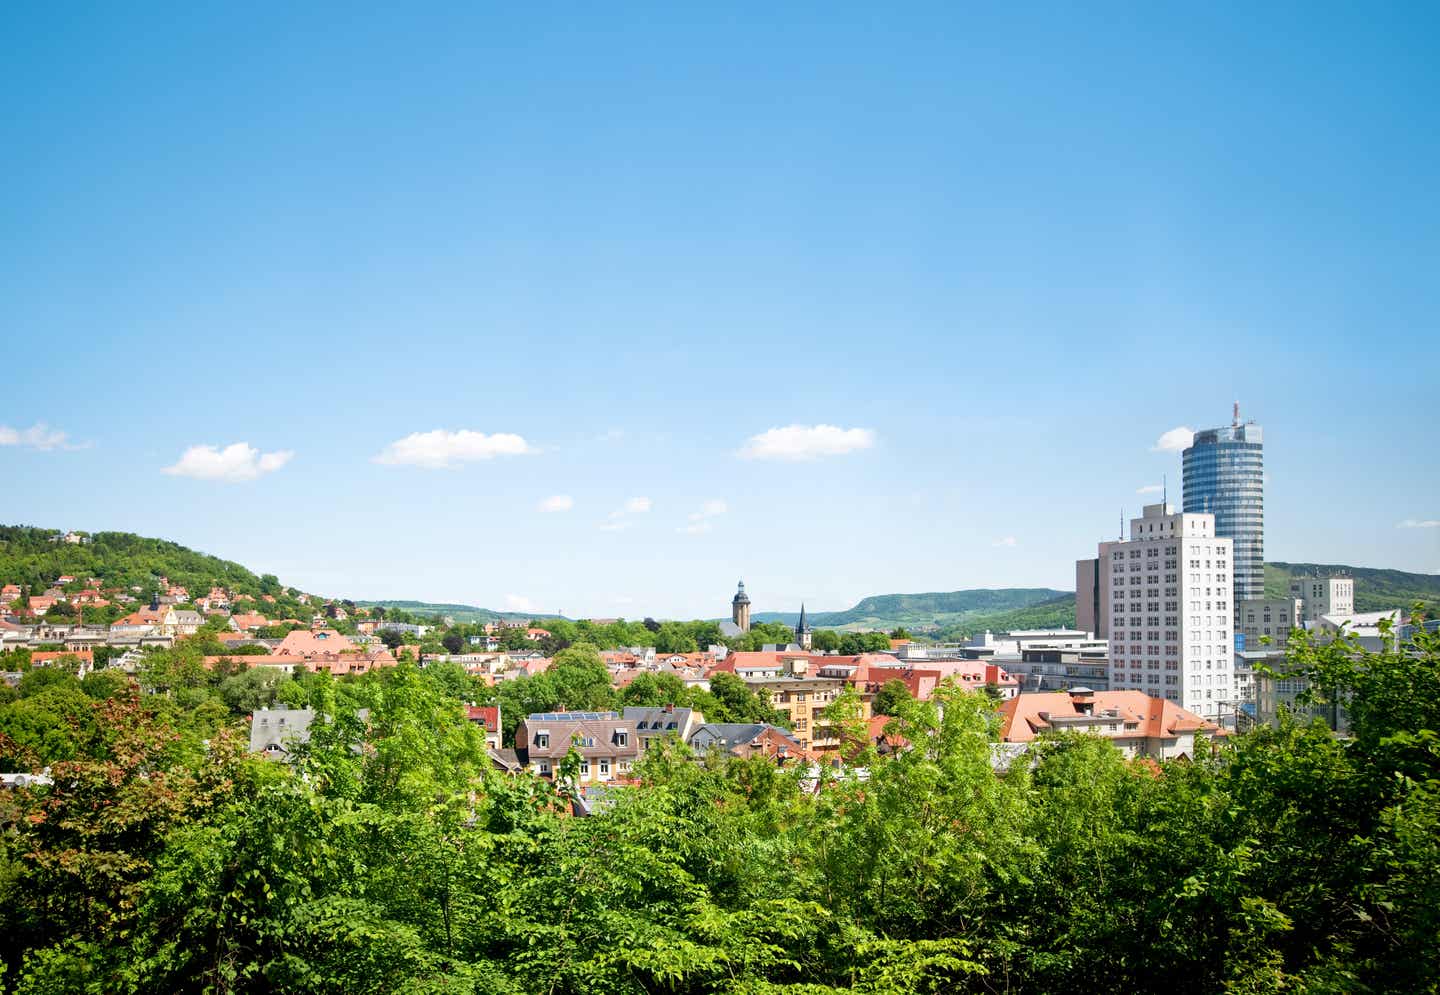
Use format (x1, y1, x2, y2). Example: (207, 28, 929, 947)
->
(1289, 575, 1355, 623)
(1076, 559, 1101, 636)
(1085, 503, 1235, 724)
(1238, 597, 1303, 651)
(1183, 404, 1264, 608)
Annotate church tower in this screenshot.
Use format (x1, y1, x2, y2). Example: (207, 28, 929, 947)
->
(797, 603, 813, 651)
(731, 580, 751, 632)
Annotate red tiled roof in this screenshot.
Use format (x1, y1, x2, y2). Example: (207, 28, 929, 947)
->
(32, 650, 94, 665)
(466, 705, 500, 731)
(996, 690, 1222, 744)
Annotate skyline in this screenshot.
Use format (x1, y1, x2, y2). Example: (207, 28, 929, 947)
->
(4, 4, 1438, 616)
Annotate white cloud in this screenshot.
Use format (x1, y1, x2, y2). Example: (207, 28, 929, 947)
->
(739, 424, 876, 461)
(503, 594, 536, 612)
(678, 499, 727, 533)
(1152, 426, 1194, 452)
(1398, 519, 1440, 529)
(162, 442, 294, 482)
(601, 495, 653, 531)
(992, 536, 1018, 548)
(1137, 484, 1164, 495)
(689, 499, 728, 521)
(0, 423, 84, 451)
(374, 429, 533, 469)
(538, 495, 574, 513)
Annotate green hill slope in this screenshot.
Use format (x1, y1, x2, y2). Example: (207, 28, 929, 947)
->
(752, 588, 1071, 632)
(353, 600, 559, 623)
(0, 525, 284, 599)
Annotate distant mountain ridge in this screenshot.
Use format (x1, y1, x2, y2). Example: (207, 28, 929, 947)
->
(353, 600, 559, 623)
(751, 588, 1070, 630)
(7, 523, 1433, 632)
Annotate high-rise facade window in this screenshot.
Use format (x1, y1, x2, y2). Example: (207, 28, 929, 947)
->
(1183, 412, 1263, 606)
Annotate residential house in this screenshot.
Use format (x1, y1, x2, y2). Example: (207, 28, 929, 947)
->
(168, 609, 204, 636)
(716, 651, 871, 752)
(996, 689, 1222, 761)
(688, 723, 809, 762)
(276, 628, 357, 657)
(249, 705, 369, 761)
(513, 711, 640, 785)
(622, 705, 703, 751)
(197, 588, 232, 611)
(466, 704, 502, 749)
(376, 621, 430, 638)
(31, 649, 94, 675)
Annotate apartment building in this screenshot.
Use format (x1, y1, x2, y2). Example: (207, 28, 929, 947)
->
(513, 711, 641, 785)
(1079, 503, 1235, 724)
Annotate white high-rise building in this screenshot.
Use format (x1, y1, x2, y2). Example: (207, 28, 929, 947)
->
(1086, 503, 1235, 724)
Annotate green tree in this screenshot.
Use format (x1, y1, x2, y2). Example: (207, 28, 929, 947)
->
(548, 644, 617, 712)
(872, 678, 912, 716)
(654, 622, 699, 654)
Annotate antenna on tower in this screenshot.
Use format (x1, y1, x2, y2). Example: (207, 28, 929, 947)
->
(1163, 473, 1167, 506)
(1233, 400, 1240, 427)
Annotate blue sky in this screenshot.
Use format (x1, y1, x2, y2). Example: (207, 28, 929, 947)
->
(3, 3, 1437, 618)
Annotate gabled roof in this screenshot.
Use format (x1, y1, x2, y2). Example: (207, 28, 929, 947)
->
(622, 705, 695, 732)
(466, 705, 500, 731)
(996, 690, 1220, 744)
(276, 628, 357, 657)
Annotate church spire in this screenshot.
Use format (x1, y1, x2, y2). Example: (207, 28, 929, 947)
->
(731, 579, 751, 632)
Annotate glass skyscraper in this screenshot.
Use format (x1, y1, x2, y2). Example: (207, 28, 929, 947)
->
(1182, 406, 1264, 606)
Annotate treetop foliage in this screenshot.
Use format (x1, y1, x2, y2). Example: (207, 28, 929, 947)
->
(0, 618, 1436, 992)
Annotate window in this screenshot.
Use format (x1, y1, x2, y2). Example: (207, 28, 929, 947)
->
(535, 733, 549, 749)
(599, 759, 610, 776)
(580, 760, 590, 777)
(539, 762, 551, 775)
(614, 730, 628, 747)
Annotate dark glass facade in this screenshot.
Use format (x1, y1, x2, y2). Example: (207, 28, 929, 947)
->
(1182, 423, 1264, 604)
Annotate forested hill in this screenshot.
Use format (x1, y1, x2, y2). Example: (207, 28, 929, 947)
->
(1265, 562, 1440, 612)
(354, 600, 559, 623)
(0, 525, 287, 599)
(752, 588, 1071, 631)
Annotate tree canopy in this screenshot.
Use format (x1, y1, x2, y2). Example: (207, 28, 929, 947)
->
(0, 617, 1437, 992)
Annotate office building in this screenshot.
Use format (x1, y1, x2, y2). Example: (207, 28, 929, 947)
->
(1289, 575, 1354, 623)
(1183, 404, 1264, 607)
(1238, 597, 1303, 651)
(1084, 503, 1235, 724)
